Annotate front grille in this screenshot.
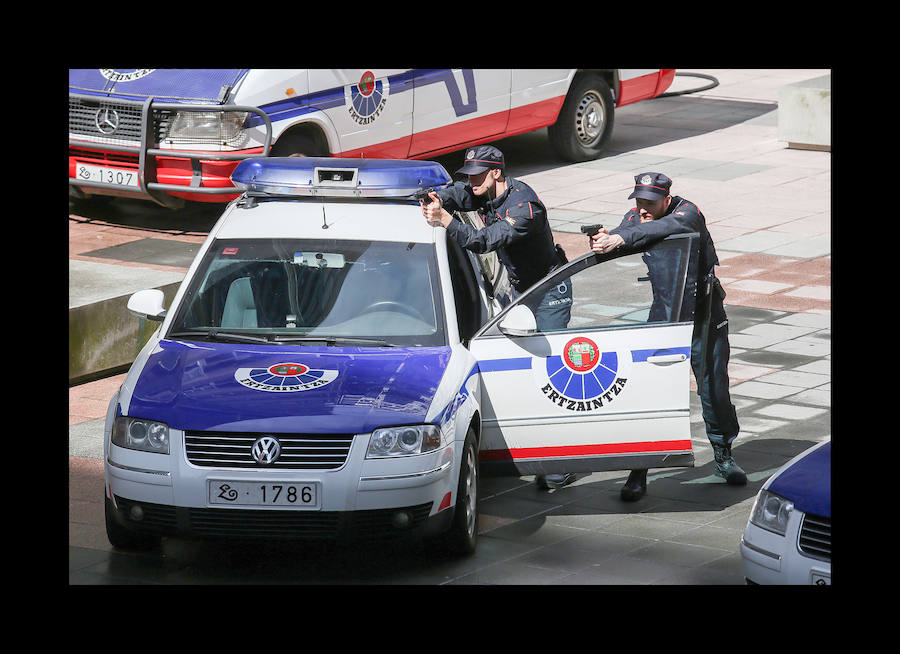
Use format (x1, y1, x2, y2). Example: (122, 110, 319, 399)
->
(69, 96, 144, 143)
(798, 512, 831, 561)
(189, 506, 341, 539)
(184, 431, 354, 470)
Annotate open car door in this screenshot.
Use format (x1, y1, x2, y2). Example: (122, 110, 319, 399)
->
(470, 233, 700, 477)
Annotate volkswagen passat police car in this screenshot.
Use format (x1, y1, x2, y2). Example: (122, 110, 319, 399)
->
(105, 156, 703, 555)
(740, 438, 831, 584)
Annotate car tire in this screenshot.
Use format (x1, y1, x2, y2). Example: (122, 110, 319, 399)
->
(548, 73, 615, 162)
(270, 131, 325, 158)
(442, 428, 479, 556)
(104, 496, 160, 551)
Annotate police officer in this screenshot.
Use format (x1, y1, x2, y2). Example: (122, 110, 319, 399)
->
(421, 145, 575, 490)
(592, 172, 747, 501)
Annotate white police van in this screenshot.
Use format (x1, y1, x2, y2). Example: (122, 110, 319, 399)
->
(104, 156, 701, 555)
(740, 438, 831, 584)
(69, 68, 674, 208)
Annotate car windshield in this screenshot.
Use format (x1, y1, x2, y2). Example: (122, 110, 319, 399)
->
(168, 238, 446, 347)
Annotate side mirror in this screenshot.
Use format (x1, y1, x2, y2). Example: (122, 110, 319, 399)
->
(127, 289, 167, 322)
(498, 304, 537, 337)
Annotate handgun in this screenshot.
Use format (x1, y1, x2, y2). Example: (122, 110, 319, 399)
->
(580, 223, 604, 236)
(415, 187, 436, 205)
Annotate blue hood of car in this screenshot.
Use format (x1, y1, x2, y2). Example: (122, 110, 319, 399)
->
(768, 441, 830, 518)
(125, 339, 452, 434)
(69, 69, 248, 103)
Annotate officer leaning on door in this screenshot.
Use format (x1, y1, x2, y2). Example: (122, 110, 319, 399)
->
(591, 172, 747, 501)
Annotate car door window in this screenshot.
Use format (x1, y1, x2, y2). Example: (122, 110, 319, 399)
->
(457, 210, 511, 305)
(479, 233, 699, 337)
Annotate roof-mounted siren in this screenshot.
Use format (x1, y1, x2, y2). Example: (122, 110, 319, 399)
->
(231, 157, 452, 199)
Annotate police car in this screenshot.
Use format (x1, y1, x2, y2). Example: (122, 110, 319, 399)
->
(104, 157, 702, 555)
(740, 439, 831, 584)
(69, 68, 674, 208)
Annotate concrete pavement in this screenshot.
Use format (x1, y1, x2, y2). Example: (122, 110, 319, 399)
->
(69, 69, 830, 584)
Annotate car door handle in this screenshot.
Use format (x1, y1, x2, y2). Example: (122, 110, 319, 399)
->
(646, 353, 687, 364)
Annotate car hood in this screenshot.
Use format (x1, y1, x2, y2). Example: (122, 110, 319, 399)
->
(124, 339, 452, 434)
(768, 440, 830, 518)
(69, 69, 248, 103)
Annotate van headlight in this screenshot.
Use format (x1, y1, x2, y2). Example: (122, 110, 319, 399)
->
(749, 489, 794, 536)
(367, 425, 442, 458)
(112, 416, 170, 454)
(165, 110, 248, 146)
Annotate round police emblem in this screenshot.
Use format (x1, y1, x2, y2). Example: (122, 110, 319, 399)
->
(641, 175, 652, 185)
(534, 337, 628, 411)
(348, 70, 387, 125)
(234, 362, 338, 393)
(467, 150, 476, 159)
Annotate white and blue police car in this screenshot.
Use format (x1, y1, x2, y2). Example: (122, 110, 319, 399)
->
(104, 156, 703, 555)
(740, 438, 831, 584)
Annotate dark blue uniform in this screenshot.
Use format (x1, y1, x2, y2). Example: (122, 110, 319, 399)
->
(612, 196, 740, 448)
(438, 177, 571, 330)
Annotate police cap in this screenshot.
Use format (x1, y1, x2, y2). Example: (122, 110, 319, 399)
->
(456, 145, 505, 175)
(628, 172, 672, 200)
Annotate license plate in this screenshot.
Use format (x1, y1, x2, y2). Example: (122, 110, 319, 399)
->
(811, 572, 831, 585)
(208, 480, 320, 508)
(75, 163, 139, 188)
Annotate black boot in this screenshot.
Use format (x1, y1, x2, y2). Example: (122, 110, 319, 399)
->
(620, 469, 647, 502)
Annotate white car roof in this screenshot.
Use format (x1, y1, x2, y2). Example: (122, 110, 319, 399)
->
(215, 199, 437, 244)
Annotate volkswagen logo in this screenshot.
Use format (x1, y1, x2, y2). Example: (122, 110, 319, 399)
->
(251, 436, 282, 465)
(95, 108, 120, 135)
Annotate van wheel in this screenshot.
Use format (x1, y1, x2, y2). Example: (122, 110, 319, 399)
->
(442, 428, 479, 556)
(270, 132, 325, 158)
(104, 496, 160, 551)
(548, 73, 614, 161)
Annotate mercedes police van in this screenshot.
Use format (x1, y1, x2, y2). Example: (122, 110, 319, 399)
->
(69, 68, 675, 208)
(104, 156, 701, 555)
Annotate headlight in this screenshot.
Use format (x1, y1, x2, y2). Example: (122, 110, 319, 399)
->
(749, 489, 794, 536)
(166, 110, 248, 145)
(112, 416, 170, 454)
(367, 425, 442, 458)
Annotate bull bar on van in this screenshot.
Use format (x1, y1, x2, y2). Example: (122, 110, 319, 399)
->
(69, 93, 273, 208)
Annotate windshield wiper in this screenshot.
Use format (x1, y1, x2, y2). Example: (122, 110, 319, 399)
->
(167, 329, 273, 344)
(269, 335, 395, 347)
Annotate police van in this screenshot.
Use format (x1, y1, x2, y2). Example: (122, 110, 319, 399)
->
(69, 68, 674, 208)
(104, 156, 700, 554)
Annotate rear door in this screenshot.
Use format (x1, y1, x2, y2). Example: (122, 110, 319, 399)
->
(470, 234, 700, 476)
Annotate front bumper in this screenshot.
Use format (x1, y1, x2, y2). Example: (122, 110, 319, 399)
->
(69, 93, 272, 207)
(105, 430, 458, 542)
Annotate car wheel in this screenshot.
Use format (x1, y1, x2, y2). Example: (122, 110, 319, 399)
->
(548, 73, 615, 162)
(270, 132, 325, 158)
(104, 496, 160, 551)
(442, 428, 479, 556)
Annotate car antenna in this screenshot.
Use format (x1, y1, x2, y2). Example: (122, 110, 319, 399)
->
(322, 205, 329, 229)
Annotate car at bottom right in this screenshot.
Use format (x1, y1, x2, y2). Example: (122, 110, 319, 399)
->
(740, 438, 831, 585)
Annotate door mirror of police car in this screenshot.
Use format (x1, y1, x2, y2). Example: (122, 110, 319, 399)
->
(127, 289, 167, 322)
(498, 304, 537, 337)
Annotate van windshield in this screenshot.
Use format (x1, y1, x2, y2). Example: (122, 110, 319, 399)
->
(167, 238, 446, 347)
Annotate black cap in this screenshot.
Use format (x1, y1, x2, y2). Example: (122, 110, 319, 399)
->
(628, 172, 672, 200)
(456, 145, 505, 175)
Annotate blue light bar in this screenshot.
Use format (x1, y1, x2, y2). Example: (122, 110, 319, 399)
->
(231, 157, 452, 198)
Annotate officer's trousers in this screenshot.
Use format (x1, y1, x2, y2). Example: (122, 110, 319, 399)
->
(513, 277, 573, 331)
(691, 291, 740, 447)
